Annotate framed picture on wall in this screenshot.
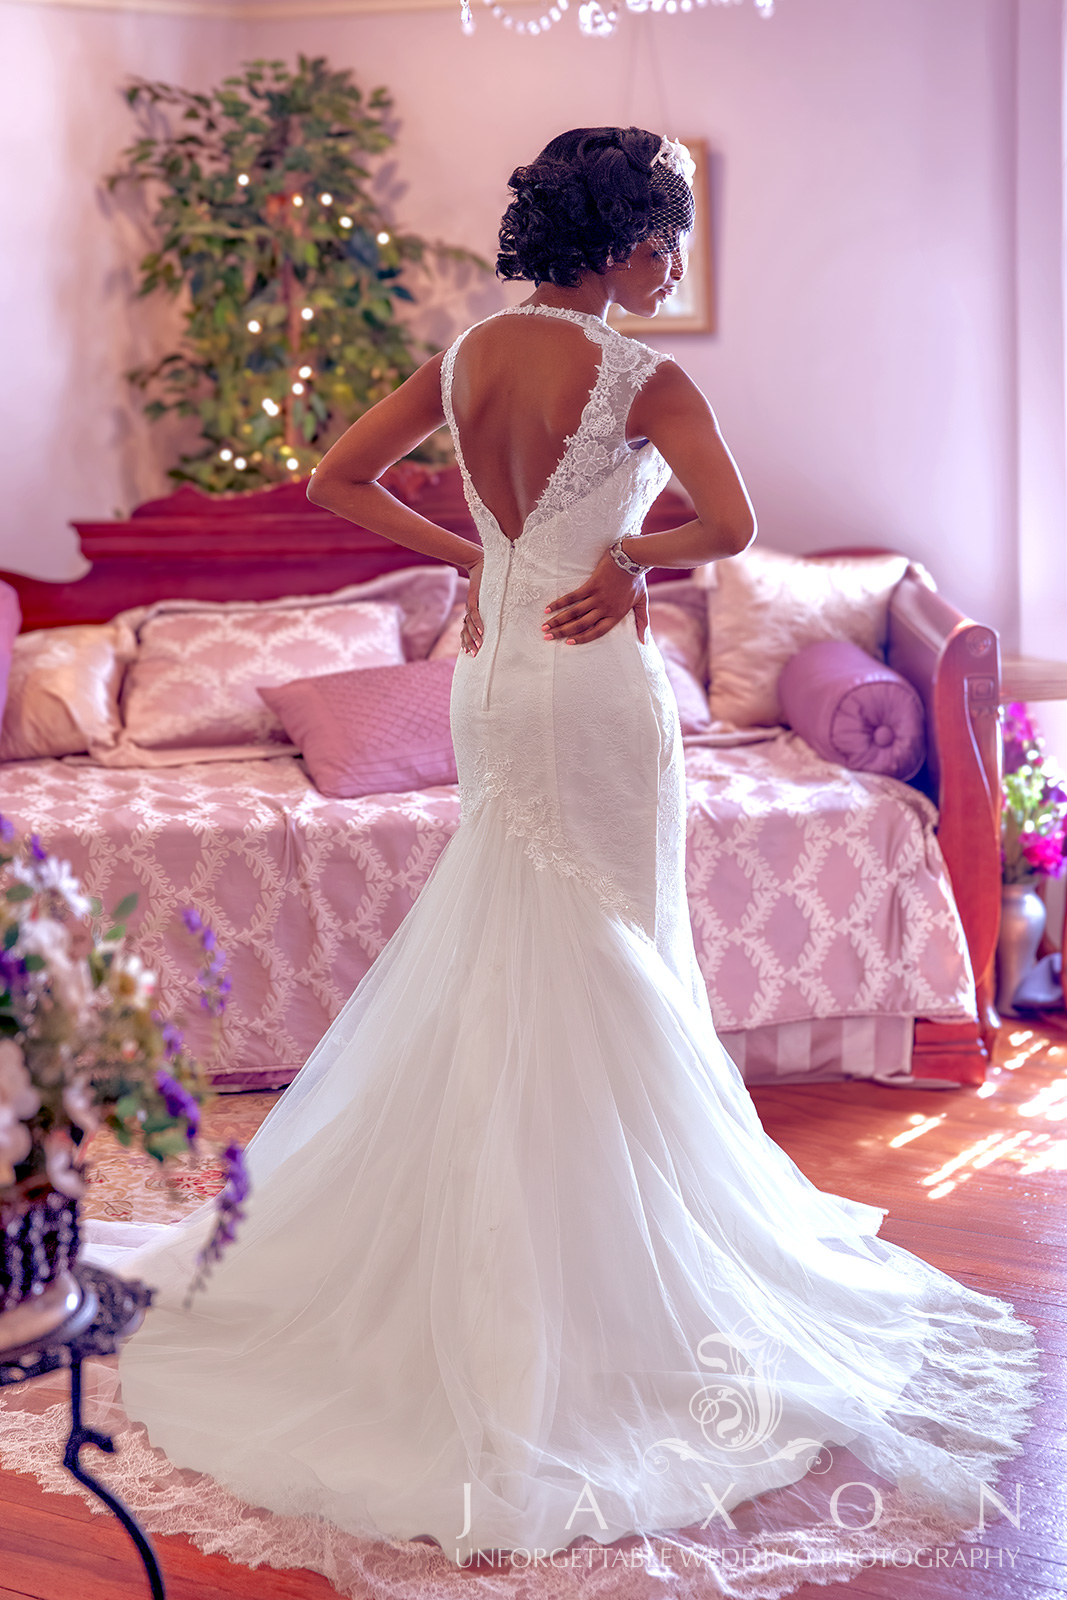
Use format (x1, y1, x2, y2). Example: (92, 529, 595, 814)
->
(607, 138, 715, 336)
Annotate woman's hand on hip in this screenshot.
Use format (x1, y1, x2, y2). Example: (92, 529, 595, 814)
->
(460, 557, 485, 655)
(542, 553, 649, 646)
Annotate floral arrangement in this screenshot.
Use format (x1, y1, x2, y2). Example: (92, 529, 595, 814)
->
(1001, 703, 1067, 885)
(0, 818, 247, 1290)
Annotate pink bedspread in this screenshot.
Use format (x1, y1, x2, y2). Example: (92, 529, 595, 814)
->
(0, 736, 973, 1085)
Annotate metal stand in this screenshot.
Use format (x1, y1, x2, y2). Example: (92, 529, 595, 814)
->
(0, 1264, 163, 1597)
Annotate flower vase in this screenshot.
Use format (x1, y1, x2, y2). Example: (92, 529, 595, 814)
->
(996, 882, 1048, 1017)
(0, 1184, 82, 1353)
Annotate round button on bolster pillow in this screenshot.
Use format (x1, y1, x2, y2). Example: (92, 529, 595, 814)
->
(778, 639, 926, 781)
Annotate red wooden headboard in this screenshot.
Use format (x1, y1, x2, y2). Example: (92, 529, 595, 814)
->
(0, 467, 695, 632)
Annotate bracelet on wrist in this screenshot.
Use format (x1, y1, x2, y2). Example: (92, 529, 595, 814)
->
(609, 538, 650, 578)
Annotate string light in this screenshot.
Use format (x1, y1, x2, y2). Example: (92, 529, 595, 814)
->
(319, 193, 333, 206)
(247, 319, 261, 333)
(292, 195, 304, 207)
(301, 307, 314, 321)
(298, 365, 312, 379)
(262, 398, 280, 416)
(291, 382, 305, 395)
(339, 215, 353, 229)
(376, 231, 391, 245)
(286, 457, 300, 470)
(234, 457, 247, 470)
(237, 173, 250, 186)
(219, 448, 233, 462)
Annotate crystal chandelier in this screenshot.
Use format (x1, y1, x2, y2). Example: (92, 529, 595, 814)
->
(460, 0, 774, 37)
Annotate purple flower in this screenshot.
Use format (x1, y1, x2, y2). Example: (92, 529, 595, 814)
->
(181, 908, 203, 934)
(0, 949, 28, 995)
(29, 833, 47, 863)
(160, 1020, 184, 1059)
(155, 1068, 201, 1141)
(0, 815, 14, 843)
(187, 1143, 249, 1301)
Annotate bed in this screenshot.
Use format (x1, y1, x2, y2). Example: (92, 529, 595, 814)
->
(0, 467, 1001, 1091)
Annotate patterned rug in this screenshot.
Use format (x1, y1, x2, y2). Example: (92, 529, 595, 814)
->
(81, 1092, 280, 1226)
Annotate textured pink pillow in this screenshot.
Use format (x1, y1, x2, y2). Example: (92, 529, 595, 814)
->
(0, 582, 22, 732)
(259, 658, 458, 799)
(122, 599, 405, 750)
(649, 598, 711, 735)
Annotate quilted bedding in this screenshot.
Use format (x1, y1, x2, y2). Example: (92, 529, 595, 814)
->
(0, 733, 975, 1086)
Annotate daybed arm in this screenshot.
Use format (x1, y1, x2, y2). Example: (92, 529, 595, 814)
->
(887, 568, 1002, 1054)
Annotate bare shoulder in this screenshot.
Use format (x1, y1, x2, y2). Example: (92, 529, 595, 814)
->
(626, 354, 714, 437)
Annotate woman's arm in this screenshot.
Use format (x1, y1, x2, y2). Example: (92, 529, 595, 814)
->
(306, 352, 484, 575)
(620, 361, 756, 568)
(543, 362, 755, 645)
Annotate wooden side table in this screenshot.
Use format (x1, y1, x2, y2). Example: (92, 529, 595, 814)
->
(1000, 657, 1067, 704)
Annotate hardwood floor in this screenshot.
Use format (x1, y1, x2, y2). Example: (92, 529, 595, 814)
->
(1, 1024, 1064, 1598)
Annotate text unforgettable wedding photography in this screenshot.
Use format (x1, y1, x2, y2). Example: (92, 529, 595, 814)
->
(1, 2, 1064, 1598)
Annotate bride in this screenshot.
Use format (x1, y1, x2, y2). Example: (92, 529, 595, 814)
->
(2, 127, 1041, 1597)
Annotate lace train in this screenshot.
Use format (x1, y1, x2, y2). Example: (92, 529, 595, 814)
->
(0, 1296, 1041, 1600)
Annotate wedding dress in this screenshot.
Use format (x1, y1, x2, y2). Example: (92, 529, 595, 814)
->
(0, 306, 1042, 1599)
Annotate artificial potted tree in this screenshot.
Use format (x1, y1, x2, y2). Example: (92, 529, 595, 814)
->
(108, 55, 484, 493)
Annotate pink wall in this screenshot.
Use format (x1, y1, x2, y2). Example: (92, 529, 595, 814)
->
(0, 4, 247, 580)
(1, 0, 1060, 655)
(255, 0, 1025, 640)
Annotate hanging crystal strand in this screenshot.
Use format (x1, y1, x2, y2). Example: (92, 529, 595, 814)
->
(460, 0, 767, 32)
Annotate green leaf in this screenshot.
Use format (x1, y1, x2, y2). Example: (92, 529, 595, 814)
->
(22, 954, 45, 972)
(5, 884, 33, 903)
(103, 925, 126, 943)
(112, 892, 139, 920)
(3, 923, 18, 950)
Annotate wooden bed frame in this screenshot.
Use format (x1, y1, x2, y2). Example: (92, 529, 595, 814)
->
(0, 469, 1001, 1085)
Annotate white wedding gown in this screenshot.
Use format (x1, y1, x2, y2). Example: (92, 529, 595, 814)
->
(0, 307, 1042, 1599)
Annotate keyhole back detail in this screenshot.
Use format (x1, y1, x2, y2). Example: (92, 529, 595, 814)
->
(442, 306, 609, 546)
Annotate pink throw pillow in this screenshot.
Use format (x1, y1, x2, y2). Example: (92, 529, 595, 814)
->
(122, 599, 405, 750)
(649, 598, 711, 735)
(0, 582, 22, 733)
(259, 658, 458, 799)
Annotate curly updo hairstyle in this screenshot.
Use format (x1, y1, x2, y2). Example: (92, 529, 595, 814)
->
(497, 127, 694, 288)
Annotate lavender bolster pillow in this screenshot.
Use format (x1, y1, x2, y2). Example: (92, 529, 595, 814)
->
(778, 639, 925, 780)
(259, 657, 457, 799)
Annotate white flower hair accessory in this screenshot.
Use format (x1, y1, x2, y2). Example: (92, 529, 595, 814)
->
(651, 135, 696, 188)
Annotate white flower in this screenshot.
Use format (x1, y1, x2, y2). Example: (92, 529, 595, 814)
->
(0, 1040, 38, 1186)
(12, 854, 92, 919)
(18, 917, 93, 1019)
(43, 1129, 84, 1198)
(0, 1106, 31, 1185)
(0, 1039, 40, 1119)
(109, 951, 158, 1011)
(62, 1073, 100, 1137)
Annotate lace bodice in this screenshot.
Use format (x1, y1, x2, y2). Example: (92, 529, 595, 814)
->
(441, 304, 674, 556)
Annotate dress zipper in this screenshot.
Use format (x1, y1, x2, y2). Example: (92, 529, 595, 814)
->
(481, 540, 513, 711)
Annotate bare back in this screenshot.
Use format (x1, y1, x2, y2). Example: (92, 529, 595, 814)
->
(448, 316, 612, 545)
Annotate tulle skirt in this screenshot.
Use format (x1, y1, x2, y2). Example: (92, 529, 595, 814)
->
(0, 800, 1042, 1597)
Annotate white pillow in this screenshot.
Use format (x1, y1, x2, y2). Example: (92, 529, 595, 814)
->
(705, 547, 909, 728)
(120, 599, 405, 751)
(0, 623, 137, 760)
